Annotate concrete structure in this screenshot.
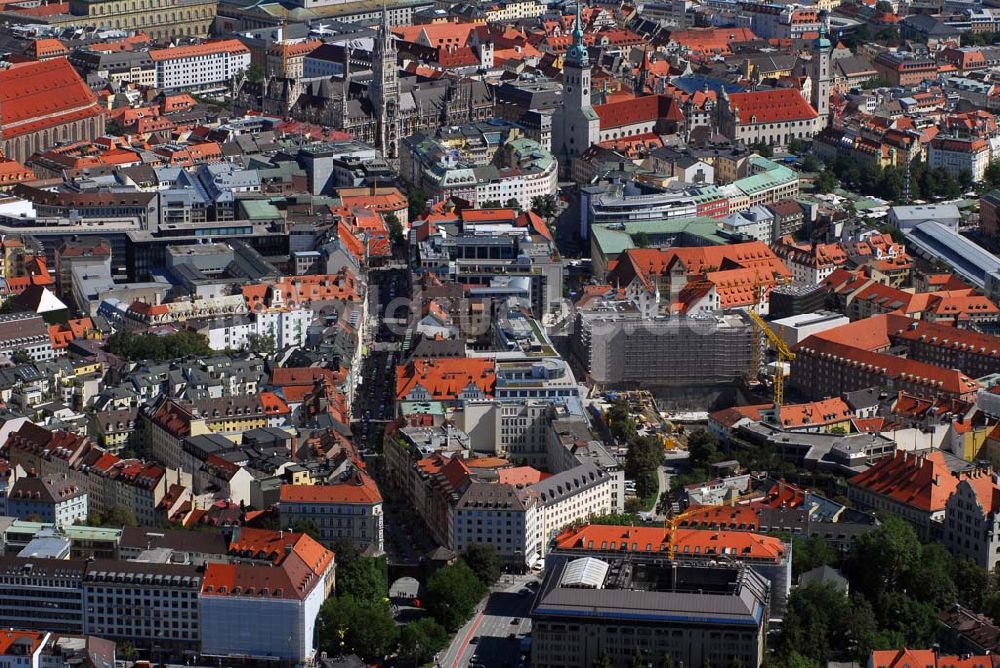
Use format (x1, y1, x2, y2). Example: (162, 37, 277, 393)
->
(769, 312, 850, 348)
(531, 559, 770, 668)
(0, 0, 216, 40)
(572, 312, 753, 388)
(150, 40, 251, 91)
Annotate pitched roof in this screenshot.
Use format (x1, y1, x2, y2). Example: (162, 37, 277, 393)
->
(727, 89, 819, 125)
(279, 470, 382, 505)
(0, 58, 103, 140)
(607, 242, 790, 293)
(553, 524, 787, 561)
(395, 357, 496, 401)
(149, 39, 249, 61)
(848, 450, 957, 512)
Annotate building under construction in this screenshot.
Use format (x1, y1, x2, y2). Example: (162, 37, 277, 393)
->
(571, 310, 753, 388)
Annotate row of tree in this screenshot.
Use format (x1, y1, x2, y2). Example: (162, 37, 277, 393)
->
(104, 329, 213, 362)
(318, 540, 502, 664)
(813, 155, 970, 202)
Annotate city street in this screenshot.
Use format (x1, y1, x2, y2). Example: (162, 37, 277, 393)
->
(353, 266, 410, 451)
(438, 574, 540, 668)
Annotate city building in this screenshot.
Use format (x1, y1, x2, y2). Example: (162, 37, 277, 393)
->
(531, 559, 770, 668)
(150, 40, 251, 91)
(200, 528, 335, 663)
(278, 469, 384, 553)
(7, 477, 88, 527)
(0, 59, 106, 165)
(551, 6, 600, 173)
(0, 0, 215, 39)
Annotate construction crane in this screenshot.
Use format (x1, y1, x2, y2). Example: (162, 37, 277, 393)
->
(747, 309, 796, 408)
(664, 506, 700, 556)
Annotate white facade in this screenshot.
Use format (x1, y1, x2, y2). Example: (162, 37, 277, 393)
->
(943, 476, 1000, 571)
(474, 160, 558, 212)
(928, 138, 990, 181)
(203, 308, 312, 351)
(152, 41, 251, 89)
(199, 577, 326, 662)
(453, 464, 613, 565)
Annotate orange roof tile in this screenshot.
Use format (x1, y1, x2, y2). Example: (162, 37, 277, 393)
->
(849, 450, 958, 512)
(149, 39, 249, 61)
(279, 471, 382, 505)
(553, 524, 787, 560)
(396, 357, 496, 401)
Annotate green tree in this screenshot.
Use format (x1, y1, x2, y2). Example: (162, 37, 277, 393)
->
(607, 398, 638, 443)
(10, 350, 32, 364)
(814, 169, 837, 194)
(463, 543, 502, 586)
(384, 212, 404, 244)
(407, 187, 428, 221)
(633, 231, 652, 248)
(625, 435, 663, 500)
(788, 138, 805, 155)
(792, 534, 837, 578)
(425, 559, 486, 631)
(398, 617, 448, 664)
(481, 200, 502, 209)
(531, 194, 559, 220)
(776, 582, 853, 663)
(686, 429, 720, 467)
(337, 555, 389, 606)
(593, 654, 613, 668)
(118, 641, 138, 661)
(319, 595, 397, 661)
(93, 505, 138, 528)
(983, 160, 1000, 190)
(505, 197, 522, 210)
(953, 556, 991, 610)
(245, 63, 265, 83)
(104, 329, 212, 362)
(845, 515, 920, 604)
(801, 154, 821, 172)
(243, 332, 276, 356)
(291, 519, 321, 541)
(750, 141, 772, 158)
(332, 535, 360, 571)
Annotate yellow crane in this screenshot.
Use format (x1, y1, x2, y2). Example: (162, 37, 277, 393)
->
(747, 309, 796, 408)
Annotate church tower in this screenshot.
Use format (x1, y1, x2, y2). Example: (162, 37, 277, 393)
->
(370, 5, 400, 162)
(552, 4, 600, 176)
(811, 10, 833, 129)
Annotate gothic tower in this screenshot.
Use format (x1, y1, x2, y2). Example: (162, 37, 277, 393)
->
(370, 5, 400, 162)
(811, 10, 833, 129)
(552, 4, 600, 177)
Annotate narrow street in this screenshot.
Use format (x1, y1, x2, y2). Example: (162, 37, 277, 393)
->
(353, 266, 410, 451)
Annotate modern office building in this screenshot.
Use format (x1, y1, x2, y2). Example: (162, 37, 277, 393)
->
(531, 559, 770, 668)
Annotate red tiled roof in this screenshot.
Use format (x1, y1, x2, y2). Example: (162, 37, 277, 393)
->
(553, 524, 787, 560)
(849, 450, 958, 512)
(593, 94, 683, 130)
(279, 471, 382, 505)
(149, 39, 249, 61)
(396, 357, 496, 401)
(0, 58, 103, 140)
(728, 89, 818, 125)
